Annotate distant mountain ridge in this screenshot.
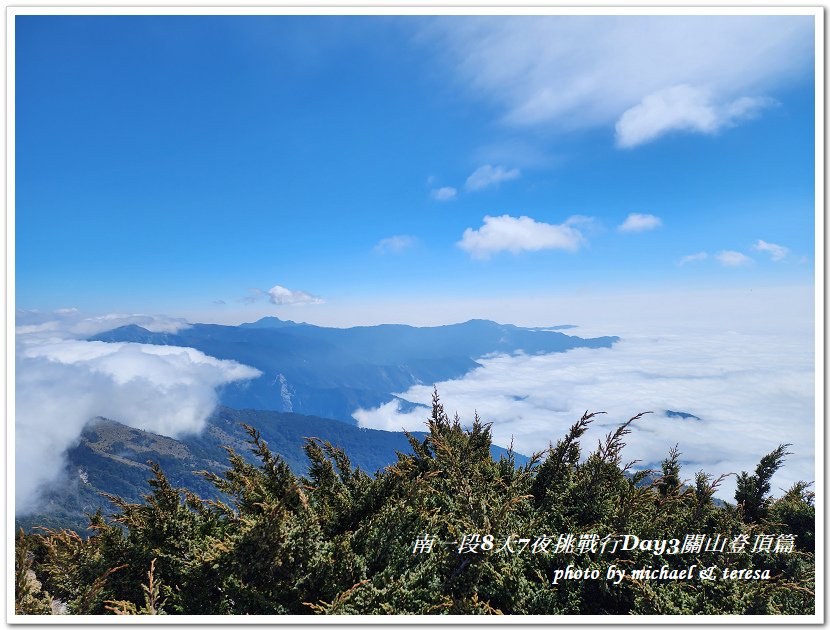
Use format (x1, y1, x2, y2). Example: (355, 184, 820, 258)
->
(89, 317, 618, 423)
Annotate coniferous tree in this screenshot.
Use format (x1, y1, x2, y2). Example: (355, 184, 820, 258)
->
(15, 394, 814, 616)
(735, 444, 791, 523)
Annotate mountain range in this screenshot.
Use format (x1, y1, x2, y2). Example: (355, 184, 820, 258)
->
(21, 317, 618, 532)
(90, 317, 618, 423)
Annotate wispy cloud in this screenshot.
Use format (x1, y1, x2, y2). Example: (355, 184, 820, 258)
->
(678, 252, 708, 266)
(465, 164, 520, 191)
(374, 235, 419, 254)
(430, 186, 457, 201)
(754, 239, 790, 261)
(15, 309, 190, 336)
(618, 212, 662, 233)
(717, 250, 753, 267)
(238, 288, 265, 304)
(426, 16, 812, 146)
(474, 139, 558, 170)
(458, 214, 586, 260)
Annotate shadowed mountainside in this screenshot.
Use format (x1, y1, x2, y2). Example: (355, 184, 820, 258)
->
(17, 406, 528, 533)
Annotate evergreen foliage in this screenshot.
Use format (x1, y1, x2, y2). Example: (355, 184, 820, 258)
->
(15, 392, 814, 616)
(734, 443, 792, 523)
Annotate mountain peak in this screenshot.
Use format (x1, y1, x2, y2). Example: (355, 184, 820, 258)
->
(88, 324, 158, 343)
(239, 316, 305, 329)
(459, 318, 500, 326)
(113, 324, 153, 333)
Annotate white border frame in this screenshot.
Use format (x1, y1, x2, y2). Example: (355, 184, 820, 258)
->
(4, 5, 824, 625)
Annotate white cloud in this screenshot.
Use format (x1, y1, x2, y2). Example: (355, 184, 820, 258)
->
(230, 284, 324, 307)
(374, 235, 419, 254)
(354, 317, 814, 500)
(618, 213, 662, 233)
(431, 186, 457, 201)
(458, 214, 586, 260)
(267, 285, 324, 306)
(678, 252, 708, 266)
(754, 239, 790, 261)
(465, 164, 520, 191)
(425, 16, 812, 145)
(615, 85, 774, 148)
(15, 318, 261, 515)
(717, 250, 753, 267)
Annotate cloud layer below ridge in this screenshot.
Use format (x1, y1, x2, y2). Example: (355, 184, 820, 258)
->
(15, 311, 261, 515)
(354, 288, 815, 499)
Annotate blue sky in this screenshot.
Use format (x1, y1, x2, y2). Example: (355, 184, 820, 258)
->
(15, 15, 816, 325)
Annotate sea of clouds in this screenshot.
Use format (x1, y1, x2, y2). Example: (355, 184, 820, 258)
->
(354, 289, 816, 499)
(15, 285, 815, 512)
(15, 310, 261, 515)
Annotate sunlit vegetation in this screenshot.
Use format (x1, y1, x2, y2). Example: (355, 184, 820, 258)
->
(16, 391, 814, 615)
